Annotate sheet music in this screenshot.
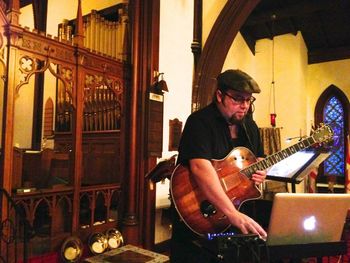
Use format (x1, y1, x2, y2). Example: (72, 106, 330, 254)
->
(267, 151, 316, 178)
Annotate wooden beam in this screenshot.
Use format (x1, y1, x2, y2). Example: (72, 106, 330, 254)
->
(191, 0, 202, 111)
(308, 46, 350, 64)
(240, 28, 256, 54)
(74, 0, 84, 47)
(244, 0, 338, 26)
(32, 0, 48, 32)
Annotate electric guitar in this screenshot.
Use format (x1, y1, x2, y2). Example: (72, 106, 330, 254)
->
(170, 124, 334, 236)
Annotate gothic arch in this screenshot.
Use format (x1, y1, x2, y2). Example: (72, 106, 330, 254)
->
(194, 0, 260, 109)
(315, 85, 350, 132)
(314, 85, 349, 189)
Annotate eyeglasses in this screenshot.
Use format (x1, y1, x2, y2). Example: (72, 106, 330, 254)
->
(223, 92, 256, 105)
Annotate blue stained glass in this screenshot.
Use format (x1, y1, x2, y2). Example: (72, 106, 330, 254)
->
(323, 96, 345, 177)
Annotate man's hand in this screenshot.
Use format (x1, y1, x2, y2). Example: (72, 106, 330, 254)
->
(190, 158, 267, 238)
(227, 209, 267, 238)
(252, 169, 266, 185)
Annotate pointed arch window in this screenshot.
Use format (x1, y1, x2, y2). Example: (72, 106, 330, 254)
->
(323, 96, 345, 176)
(315, 85, 349, 192)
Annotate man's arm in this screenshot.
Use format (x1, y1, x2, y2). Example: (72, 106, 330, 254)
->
(189, 158, 267, 237)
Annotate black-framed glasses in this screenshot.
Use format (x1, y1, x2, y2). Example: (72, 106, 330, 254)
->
(223, 91, 256, 105)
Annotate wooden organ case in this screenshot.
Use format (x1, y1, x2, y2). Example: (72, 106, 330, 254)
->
(0, 0, 130, 260)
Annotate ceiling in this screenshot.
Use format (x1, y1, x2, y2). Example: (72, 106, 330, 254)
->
(240, 0, 350, 64)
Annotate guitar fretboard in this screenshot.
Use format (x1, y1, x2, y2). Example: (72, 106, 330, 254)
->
(241, 136, 316, 178)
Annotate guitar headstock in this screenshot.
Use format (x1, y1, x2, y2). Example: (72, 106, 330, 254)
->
(312, 123, 334, 145)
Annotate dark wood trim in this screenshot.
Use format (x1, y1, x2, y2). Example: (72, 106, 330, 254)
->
(143, 158, 157, 250)
(31, 0, 47, 150)
(32, 0, 48, 32)
(309, 46, 350, 64)
(122, 0, 161, 246)
(119, 0, 161, 248)
(194, 0, 260, 109)
(31, 62, 44, 150)
(142, 0, 161, 249)
(191, 0, 202, 112)
(121, 0, 140, 244)
(7, 0, 21, 25)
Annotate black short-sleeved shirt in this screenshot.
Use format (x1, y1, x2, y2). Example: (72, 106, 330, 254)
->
(177, 103, 264, 165)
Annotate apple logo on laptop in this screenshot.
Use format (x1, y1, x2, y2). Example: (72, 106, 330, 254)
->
(303, 216, 316, 231)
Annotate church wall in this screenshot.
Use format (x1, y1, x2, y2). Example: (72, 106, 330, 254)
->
(202, 0, 226, 45)
(159, 0, 193, 159)
(14, 1, 350, 194)
(307, 59, 350, 117)
(156, 0, 194, 208)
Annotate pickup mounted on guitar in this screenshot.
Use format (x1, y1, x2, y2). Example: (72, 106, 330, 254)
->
(170, 124, 334, 236)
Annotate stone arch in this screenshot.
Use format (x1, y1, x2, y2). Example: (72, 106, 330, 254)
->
(194, 0, 260, 109)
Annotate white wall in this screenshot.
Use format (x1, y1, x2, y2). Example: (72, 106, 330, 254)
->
(307, 59, 350, 118)
(156, 0, 194, 208)
(159, 0, 193, 159)
(254, 33, 309, 149)
(202, 0, 226, 44)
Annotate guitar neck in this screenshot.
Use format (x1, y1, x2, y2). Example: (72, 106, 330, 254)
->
(241, 136, 316, 178)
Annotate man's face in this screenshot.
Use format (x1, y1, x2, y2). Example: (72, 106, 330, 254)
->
(216, 89, 255, 124)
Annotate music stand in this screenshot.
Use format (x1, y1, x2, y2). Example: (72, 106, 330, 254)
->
(266, 150, 331, 192)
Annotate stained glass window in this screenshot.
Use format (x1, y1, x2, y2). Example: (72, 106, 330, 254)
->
(323, 96, 345, 176)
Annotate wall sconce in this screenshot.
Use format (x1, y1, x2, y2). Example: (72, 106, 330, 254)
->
(151, 72, 169, 94)
(61, 236, 83, 262)
(88, 232, 108, 255)
(105, 228, 124, 249)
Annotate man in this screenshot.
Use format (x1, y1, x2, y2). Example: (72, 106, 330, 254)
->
(170, 69, 267, 262)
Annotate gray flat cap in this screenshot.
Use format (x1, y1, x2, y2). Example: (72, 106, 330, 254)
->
(217, 69, 261, 93)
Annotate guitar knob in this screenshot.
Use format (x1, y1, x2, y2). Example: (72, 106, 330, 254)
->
(200, 200, 217, 217)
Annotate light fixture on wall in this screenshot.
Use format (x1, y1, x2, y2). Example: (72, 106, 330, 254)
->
(270, 14, 277, 127)
(152, 72, 169, 94)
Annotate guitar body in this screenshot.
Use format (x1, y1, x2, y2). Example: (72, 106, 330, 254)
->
(170, 147, 262, 236)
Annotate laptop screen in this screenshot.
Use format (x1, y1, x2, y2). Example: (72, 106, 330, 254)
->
(267, 193, 350, 246)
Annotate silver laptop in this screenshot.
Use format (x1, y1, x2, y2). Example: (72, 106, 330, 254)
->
(266, 193, 350, 246)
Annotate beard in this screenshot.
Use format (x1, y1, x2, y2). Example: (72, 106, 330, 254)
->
(228, 113, 246, 125)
